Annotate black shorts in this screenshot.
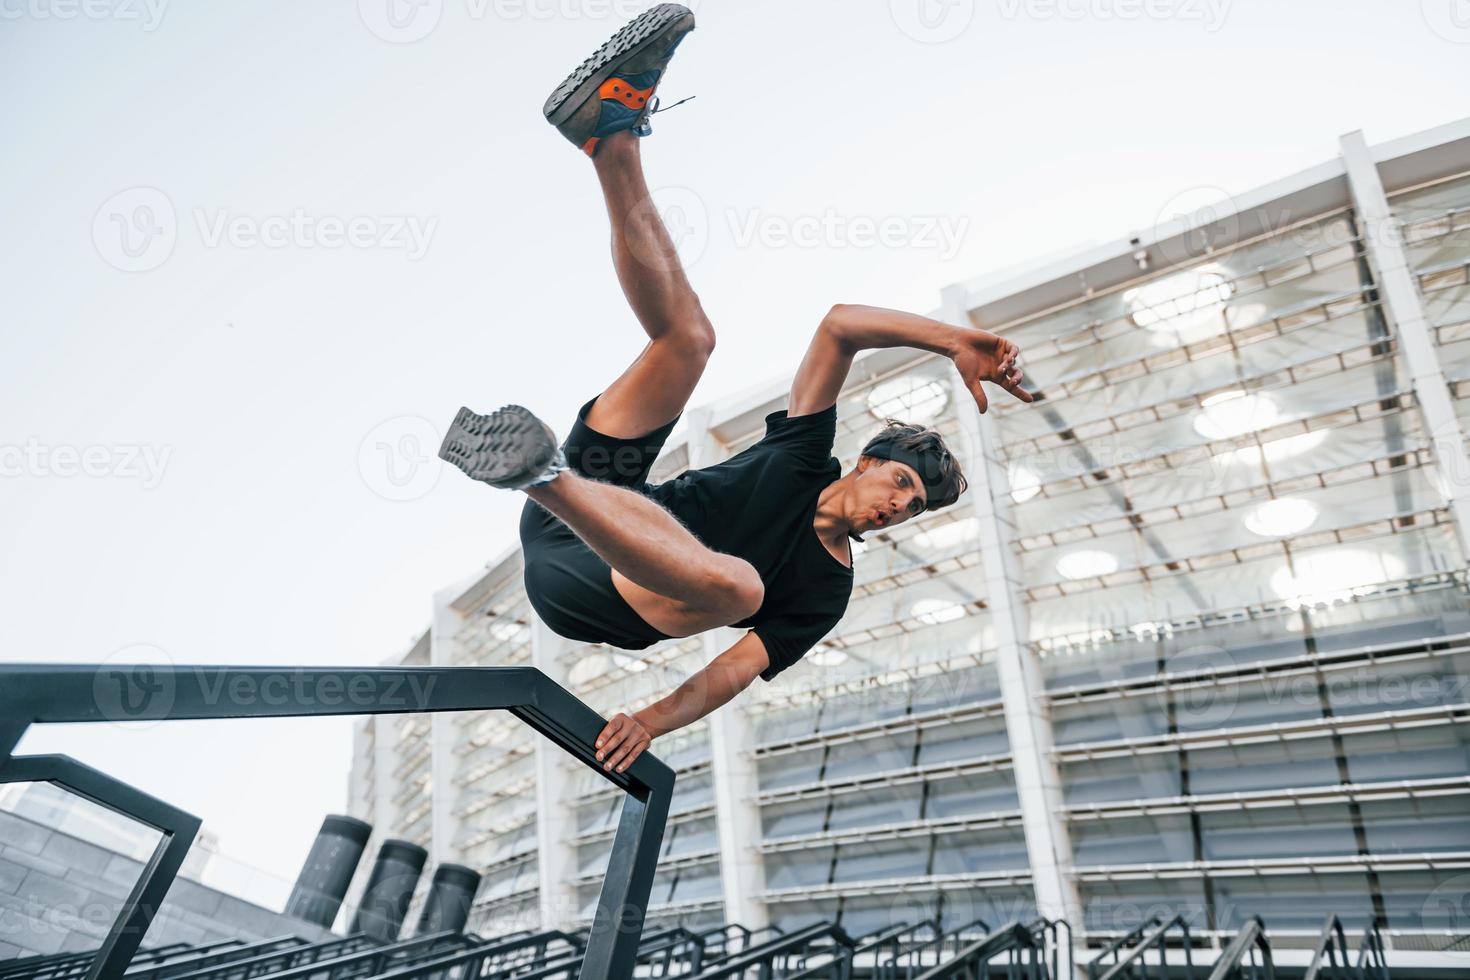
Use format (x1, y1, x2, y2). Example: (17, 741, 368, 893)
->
(518, 395, 679, 650)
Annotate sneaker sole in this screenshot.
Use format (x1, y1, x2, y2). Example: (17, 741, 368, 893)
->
(543, 3, 693, 128)
(438, 405, 558, 488)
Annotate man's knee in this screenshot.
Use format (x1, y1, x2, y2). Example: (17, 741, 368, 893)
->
(657, 312, 715, 363)
(712, 560, 763, 622)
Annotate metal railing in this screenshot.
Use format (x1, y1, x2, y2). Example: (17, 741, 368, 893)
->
(1356, 926, 1389, 980)
(689, 922, 855, 980)
(1204, 918, 1273, 980)
(1026, 918, 1072, 980)
(784, 920, 939, 980)
(910, 921, 1047, 980)
(0, 942, 248, 980)
(874, 917, 991, 980)
(1303, 917, 1354, 980)
(1088, 915, 1193, 980)
(0, 664, 675, 980)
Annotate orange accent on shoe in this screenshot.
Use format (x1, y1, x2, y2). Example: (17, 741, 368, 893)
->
(581, 136, 601, 157)
(598, 77, 653, 110)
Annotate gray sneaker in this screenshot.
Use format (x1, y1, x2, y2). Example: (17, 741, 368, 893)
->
(543, 3, 696, 156)
(438, 405, 568, 490)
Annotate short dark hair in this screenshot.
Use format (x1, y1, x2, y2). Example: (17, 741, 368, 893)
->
(860, 420, 968, 511)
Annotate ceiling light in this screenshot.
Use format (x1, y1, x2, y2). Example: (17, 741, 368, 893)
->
(1056, 550, 1119, 580)
(808, 644, 848, 667)
(1244, 498, 1319, 537)
(610, 653, 648, 673)
(867, 376, 949, 423)
(1125, 266, 1233, 338)
(914, 517, 980, 550)
(1270, 548, 1407, 609)
(1194, 390, 1280, 441)
(910, 599, 965, 625)
(1009, 464, 1042, 503)
(1214, 428, 1329, 468)
(490, 621, 527, 642)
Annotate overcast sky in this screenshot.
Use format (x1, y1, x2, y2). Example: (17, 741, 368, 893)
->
(4, 0, 1468, 908)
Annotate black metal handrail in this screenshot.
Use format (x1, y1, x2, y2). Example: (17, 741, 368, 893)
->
(632, 928, 705, 978)
(1205, 918, 1273, 980)
(690, 922, 855, 980)
(1089, 919, 1162, 980)
(1303, 917, 1353, 980)
(783, 920, 940, 980)
(875, 916, 991, 980)
(162, 931, 464, 980)
(0, 664, 675, 980)
(0, 943, 222, 980)
(125, 937, 322, 980)
(1355, 925, 1389, 980)
(0, 753, 200, 980)
(1027, 917, 1073, 980)
(1089, 915, 1193, 980)
(911, 920, 1046, 980)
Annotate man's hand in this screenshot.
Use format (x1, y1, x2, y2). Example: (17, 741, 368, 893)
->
(949, 329, 1033, 413)
(595, 711, 654, 774)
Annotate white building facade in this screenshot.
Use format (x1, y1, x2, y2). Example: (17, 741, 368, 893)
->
(347, 119, 1470, 956)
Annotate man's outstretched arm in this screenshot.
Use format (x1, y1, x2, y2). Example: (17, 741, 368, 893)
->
(788, 304, 1033, 418)
(593, 632, 772, 773)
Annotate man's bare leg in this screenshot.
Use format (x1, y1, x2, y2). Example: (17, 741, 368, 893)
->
(582, 130, 714, 439)
(525, 474, 761, 635)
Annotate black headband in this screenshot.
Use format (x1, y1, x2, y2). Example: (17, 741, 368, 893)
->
(863, 442, 950, 510)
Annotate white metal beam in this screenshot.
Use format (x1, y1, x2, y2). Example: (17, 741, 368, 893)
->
(688, 405, 770, 932)
(532, 618, 580, 931)
(1340, 129, 1470, 564)
(941, 286, 1084, 939)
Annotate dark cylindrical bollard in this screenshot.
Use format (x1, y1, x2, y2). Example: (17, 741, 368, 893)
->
(285, 814, 373, 928)
(351, 838, 428, 943)
(416, 863, 482, 936)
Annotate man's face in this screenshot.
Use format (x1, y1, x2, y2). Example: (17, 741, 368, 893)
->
(851, 458, 928, 534)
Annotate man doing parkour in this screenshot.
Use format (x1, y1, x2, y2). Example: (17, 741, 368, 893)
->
(438, 4, 1033, 773)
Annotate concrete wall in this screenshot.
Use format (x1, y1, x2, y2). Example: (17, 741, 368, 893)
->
(0, 810, 332, 960)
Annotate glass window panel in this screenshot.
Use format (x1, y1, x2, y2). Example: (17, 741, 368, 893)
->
(1360, 795, 1470, 854)
(1325, 650, 1470, 716)
(833, 839, 928, 883)
(828, 786, 923, 832)
(1199, 804, 1359, 860)
(1061, 754, 1181, 806)
(1212, 873, 1376, 932)
(1186, 738, 1342, 795)
(916, 717, 1009, 765)
(1071, 813, 1195, 866)
(928, 828, 1030, 875)
(758, 748, 825, 792)
(924, 772, 1020, 818)
(762, 800, 828, 840)
(1341, 726, 1470, 783)
(1079, 878, 1209, 936)
(764, 849, 834, 890)
(823, 734, 917, 781)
